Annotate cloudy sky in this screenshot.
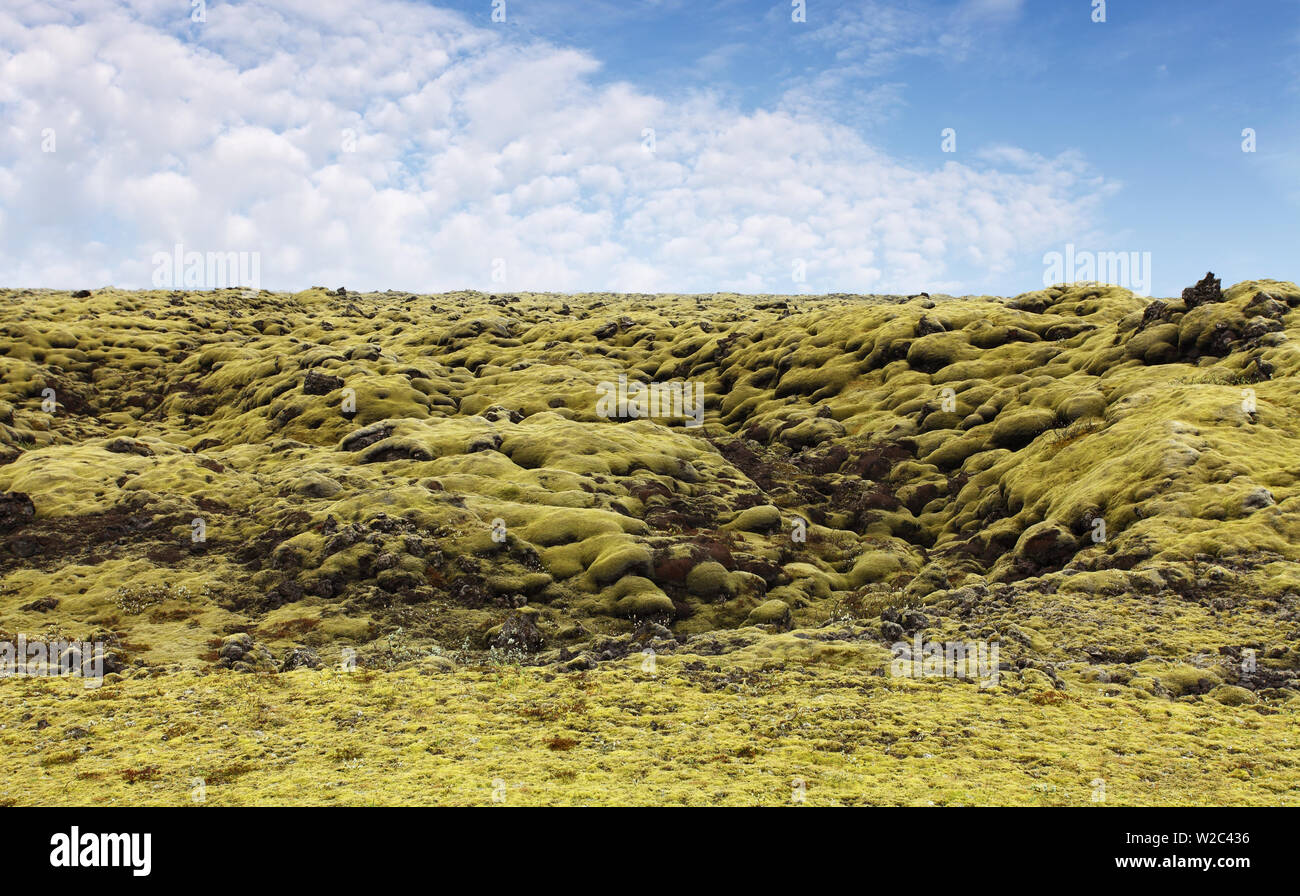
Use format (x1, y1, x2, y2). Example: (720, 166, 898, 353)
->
(0, 0, 1295, 296)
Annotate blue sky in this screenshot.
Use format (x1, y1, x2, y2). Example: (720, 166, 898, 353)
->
(0, 0, 1296, 296)
(467, 0, 1300, 294)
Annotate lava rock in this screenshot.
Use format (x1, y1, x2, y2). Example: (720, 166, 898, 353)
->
(491, 609, 544, 652)
(105, 437, 155, 457)
(280, 647, 321, 671)
(303, 370, 345, 395)
(1181, 271, 1223, 309)
(341, 422, 395, 451)
(0, 492, 35, 533)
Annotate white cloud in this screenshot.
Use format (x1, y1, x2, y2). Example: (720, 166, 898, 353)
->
(0, 0, 1108, 294)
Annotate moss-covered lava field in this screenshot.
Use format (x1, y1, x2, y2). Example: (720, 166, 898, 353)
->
(2, 275, 1299, 805)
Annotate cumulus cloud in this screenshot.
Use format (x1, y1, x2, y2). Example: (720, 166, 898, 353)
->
(0, 0, 1108, 294)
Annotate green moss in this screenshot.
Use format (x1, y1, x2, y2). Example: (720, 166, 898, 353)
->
(1136, 661, 1223, 698)
(745, 598, 791, 627)
(990, 406, 1057, 449)
(2, 281, 1299, 804)
(607, 576, 674, 618)
(847, 552, 902, 587)
(686, 561, 731, 598)
(588, 542, 652, 585)
(906, 332, 978, 372)
(1210, 685, 1258, 706)
(724, 504, 782, 533)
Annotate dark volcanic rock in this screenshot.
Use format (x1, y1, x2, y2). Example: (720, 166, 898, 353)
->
(0, 492, 35, 533)
(1181, 271, 1223, 309)
(105, 437, 155, 457)
(492, 609, 544, 652)
(303, 370, 345, 395)
(341, 422, 395, 451)
(280, 647, 321, 671)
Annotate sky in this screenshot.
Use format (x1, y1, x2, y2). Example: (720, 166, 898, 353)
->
(0, 0, 1296, 297)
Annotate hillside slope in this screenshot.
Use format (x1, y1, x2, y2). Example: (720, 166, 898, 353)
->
(1, 276, 1297, 804)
